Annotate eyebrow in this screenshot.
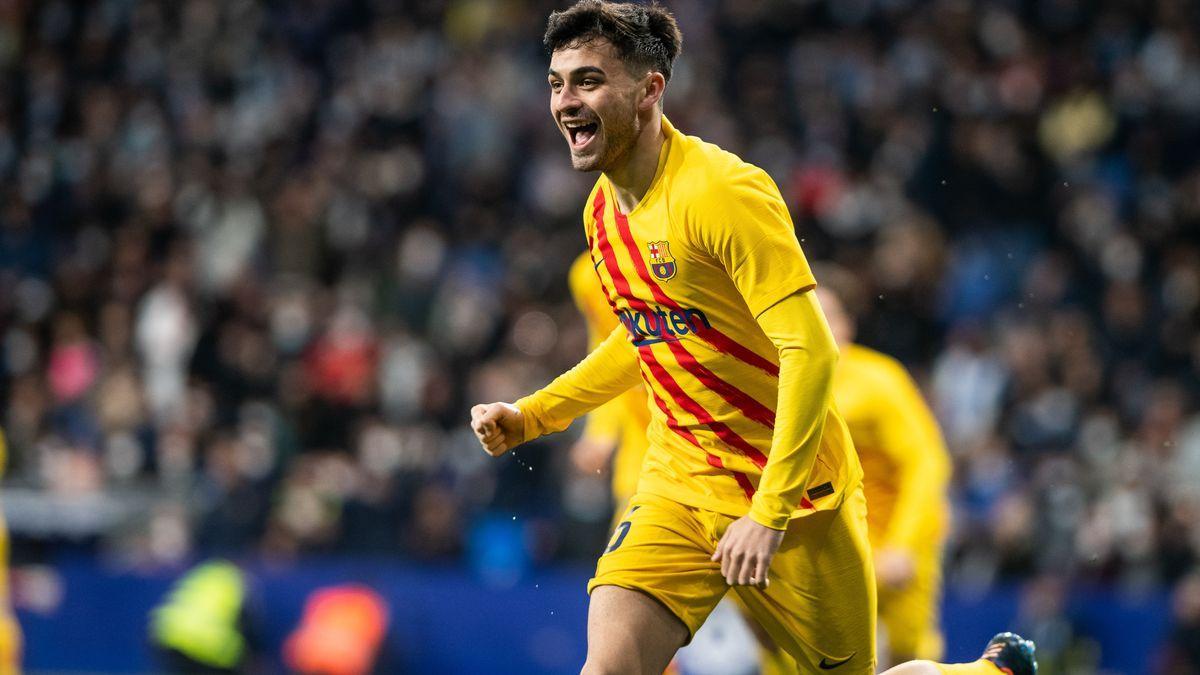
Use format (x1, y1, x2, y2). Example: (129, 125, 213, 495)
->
(547, 66, 607, 78)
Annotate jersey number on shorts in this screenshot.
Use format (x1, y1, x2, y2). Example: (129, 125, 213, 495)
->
(605, 521, 632, 553)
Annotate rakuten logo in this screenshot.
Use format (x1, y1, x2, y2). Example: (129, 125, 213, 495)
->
(618, 306, 712, 344)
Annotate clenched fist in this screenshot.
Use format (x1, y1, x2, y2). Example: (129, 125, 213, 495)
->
(470, 402, 526, 456)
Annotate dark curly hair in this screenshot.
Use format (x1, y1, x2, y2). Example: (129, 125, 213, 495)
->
(544, 1, 683, 82)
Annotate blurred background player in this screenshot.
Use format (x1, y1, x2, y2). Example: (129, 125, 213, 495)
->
(816, 272, 953, 667)
(0, 431, 19, 675)
(882, 632, 1037, 675)
(566, 252, 650, 521)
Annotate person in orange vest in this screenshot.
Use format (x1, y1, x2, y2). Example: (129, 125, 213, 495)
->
(282, 584, 391, 675)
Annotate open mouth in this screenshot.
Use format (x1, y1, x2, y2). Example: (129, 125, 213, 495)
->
(564, 120, 599, 149)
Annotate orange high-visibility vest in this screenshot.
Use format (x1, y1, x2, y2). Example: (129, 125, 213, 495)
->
(283, 585, 389, 675)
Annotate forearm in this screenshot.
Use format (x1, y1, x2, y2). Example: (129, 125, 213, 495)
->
(747, 291, 839, 530)
(515, 324, 641, 442)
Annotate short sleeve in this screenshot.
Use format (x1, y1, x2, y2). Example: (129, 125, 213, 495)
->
(689, 166, 816, 317)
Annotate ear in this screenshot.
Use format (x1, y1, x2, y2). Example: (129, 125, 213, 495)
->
(637, 72, 667, 112)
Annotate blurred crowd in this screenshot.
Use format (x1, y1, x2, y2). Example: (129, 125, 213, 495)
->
(0, 0, 1199, 664)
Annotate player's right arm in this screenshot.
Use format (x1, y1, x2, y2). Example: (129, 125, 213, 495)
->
(471, 323, 641, 456)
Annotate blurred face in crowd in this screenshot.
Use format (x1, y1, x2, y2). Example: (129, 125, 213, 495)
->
(816, 287, 856, 347)
(548, 40, 655, 172)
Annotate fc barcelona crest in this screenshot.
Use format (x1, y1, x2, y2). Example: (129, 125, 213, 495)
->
(647, 241, 677, 281)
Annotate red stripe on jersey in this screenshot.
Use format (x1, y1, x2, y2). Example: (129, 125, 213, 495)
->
(610, 205, 781, 378)
(705, 453, 756, 501)
(663, 339, 776, 430)
(608, 206, 777, 429)
(588, 192, 617, 313)
(587, 190, 603, 261)
(643, 371, 702, 447)
(592, 190, 697, 451)
(593, 190, 768, 468)
(639, 346, 768, 468)
(592, 191, 640, 312)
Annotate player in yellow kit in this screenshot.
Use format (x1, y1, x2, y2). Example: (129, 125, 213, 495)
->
(567, 252, 651, 520)
(883, 632, 1037, 675)
(0, 430, 22, 675)
(817, 283, 952, 667)
(472, 2, 874, 673)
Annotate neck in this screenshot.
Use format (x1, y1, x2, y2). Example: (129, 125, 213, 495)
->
(605, 112, 665, 214)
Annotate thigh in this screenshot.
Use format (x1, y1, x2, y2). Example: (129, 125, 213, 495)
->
(587, 494, 728, 639)
(584, 586, 688, 675)
(735, 485, 876, 674)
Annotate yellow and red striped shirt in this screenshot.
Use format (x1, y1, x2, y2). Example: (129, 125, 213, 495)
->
(521, 117, 861, 524)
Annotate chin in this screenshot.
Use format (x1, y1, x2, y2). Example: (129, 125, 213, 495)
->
(569, 152, 603, 172)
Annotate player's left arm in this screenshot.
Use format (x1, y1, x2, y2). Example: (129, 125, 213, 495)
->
(713, 291, 838, 585)
(746, 291, 838, 529)
(691, 166, 833, 586)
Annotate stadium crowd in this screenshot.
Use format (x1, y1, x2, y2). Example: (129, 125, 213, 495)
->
(0, 0, 1199, 669)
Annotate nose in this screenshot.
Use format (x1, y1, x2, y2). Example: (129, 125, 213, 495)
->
(554, 85, 582, 117)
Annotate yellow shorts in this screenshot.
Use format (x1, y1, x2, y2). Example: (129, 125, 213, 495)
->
(877, 542, 945, 661)
(588, 486, 876, 674)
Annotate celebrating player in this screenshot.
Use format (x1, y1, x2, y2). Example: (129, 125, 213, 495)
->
(472, 2, 875, 673)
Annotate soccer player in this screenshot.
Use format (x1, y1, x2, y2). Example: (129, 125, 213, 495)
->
(471, 2, 875, 673)
(882, 632, 1037, 675)
(566, 251, 651, 522)
(817, 281, 952, 666)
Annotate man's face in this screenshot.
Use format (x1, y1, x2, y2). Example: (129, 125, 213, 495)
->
(548, 40, 644, 172)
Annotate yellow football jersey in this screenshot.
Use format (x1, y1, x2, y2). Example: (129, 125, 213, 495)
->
(567, 252, 651, 504)
(832, 344, 951, 550)
(576, 117, 860, 523)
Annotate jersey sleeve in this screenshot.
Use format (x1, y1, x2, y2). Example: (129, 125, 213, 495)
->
(746, 290, 839, 529)
(687, 165, 816, 318)
(868, 362, 952, 550)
